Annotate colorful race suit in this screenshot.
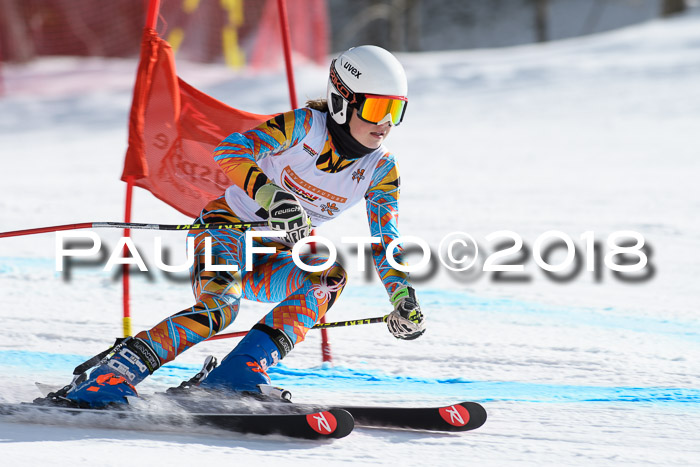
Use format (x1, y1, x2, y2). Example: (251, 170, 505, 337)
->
(135, 108, 410, 365)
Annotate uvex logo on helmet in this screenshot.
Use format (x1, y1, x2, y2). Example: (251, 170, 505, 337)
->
(341, 59, 362, 78)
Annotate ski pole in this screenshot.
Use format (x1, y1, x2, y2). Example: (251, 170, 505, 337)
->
(207, 315, 389, 341)
(0, 221, 270, 238)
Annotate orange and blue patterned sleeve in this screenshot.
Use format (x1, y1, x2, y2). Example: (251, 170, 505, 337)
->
(213, 108, 313, 199)
(365, 152, 411, 298)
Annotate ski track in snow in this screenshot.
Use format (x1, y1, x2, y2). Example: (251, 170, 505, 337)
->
(2, 9, 700, 467)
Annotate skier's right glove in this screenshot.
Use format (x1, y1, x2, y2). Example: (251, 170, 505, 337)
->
(387, 286, 425, 340)
(255, 183, 312, 244)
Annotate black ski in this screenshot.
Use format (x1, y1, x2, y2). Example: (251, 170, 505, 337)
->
(166, 395, 486, 433)
(0, 402, 354, 440)
(333, 401, 487, 432)
(35, 379, 486, 434)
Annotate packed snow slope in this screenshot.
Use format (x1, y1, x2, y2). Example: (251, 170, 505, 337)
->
(1, 9, 699, 467)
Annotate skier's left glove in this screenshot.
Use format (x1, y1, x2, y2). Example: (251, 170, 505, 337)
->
(387, 286, 425, 340)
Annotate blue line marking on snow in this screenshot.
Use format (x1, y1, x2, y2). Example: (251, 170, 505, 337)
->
(2, 258, 698, 406)
(1, 349, 697, 406)
(0, 256, 57, 274)
(2, 256, 698, 340)
(344, 286, 700, 341)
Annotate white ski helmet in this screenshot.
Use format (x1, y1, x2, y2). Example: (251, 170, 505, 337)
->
(327, 45, 408, 126)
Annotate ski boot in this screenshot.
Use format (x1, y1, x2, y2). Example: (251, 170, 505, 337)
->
(196, 323, 293, 401)
(57, 337, 161, 408)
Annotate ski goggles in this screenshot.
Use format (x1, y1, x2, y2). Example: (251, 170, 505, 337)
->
(356, 94, 408, 126)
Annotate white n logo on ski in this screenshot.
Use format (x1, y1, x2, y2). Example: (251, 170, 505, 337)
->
(438, 404, 471, 427)
(312, 412, 332, 433)
(306, 411, 338, 435)
(444, 405, 465, 425)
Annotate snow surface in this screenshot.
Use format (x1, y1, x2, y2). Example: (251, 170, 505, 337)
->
(1, 9, 699, 467)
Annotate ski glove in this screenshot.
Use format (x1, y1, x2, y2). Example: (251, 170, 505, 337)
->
(255, 183, 312, 244)
(387, 286, 425, 340)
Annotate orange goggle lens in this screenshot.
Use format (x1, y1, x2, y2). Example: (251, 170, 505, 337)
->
(358, 95, 407, 126)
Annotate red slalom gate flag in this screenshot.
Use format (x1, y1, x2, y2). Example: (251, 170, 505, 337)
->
(122, 28, 273, 217)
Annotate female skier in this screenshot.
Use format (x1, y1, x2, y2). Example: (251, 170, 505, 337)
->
(61, 45, 425, 408)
